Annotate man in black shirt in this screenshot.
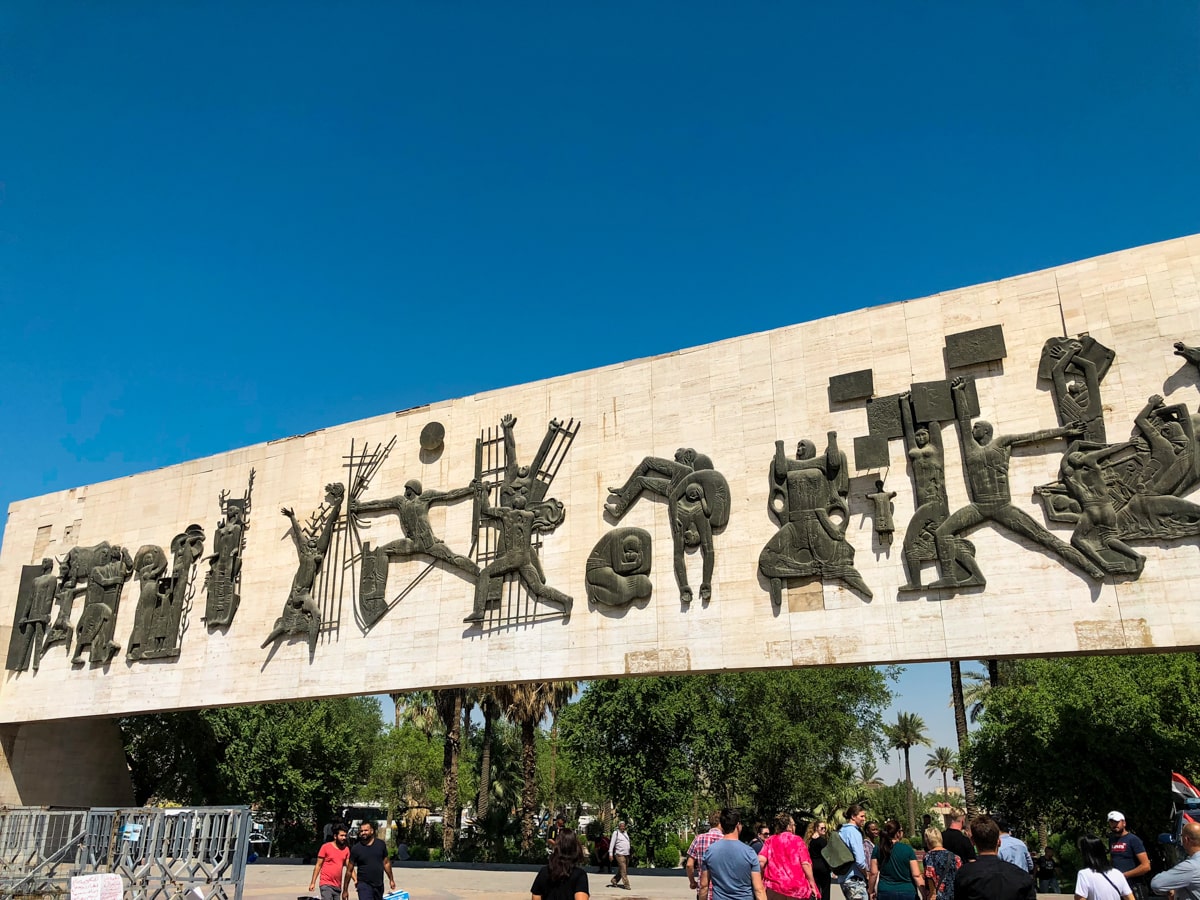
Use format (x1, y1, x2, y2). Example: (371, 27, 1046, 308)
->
(955, 816, 1035, 900)
(941, 811, 977, 863)
(344, 822, 395, 900)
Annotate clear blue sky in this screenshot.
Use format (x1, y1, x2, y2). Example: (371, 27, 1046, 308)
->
(3, 2, 1199, 788)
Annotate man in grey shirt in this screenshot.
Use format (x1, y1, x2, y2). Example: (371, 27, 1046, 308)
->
(1152, 822, 1200, 900)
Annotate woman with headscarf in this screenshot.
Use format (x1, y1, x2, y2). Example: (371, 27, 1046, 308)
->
(759, 813, 820, 899)
(531, 828, 590, 900)
(1074, 835, 1134, 900)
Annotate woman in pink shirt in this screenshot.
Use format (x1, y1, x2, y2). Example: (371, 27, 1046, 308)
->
(758, 814, 820, 900)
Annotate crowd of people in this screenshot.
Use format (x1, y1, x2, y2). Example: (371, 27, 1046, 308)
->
(674, 804, 1200, 900)
(301, 804, 1200, 900)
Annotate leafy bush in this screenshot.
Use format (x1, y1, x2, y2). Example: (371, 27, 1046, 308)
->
(429, 848, 443, 862)
(408, 844, 430, 861)
(655, 844, 681, 868)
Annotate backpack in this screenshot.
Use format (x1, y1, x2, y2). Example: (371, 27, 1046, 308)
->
(822, 827, 857, 877)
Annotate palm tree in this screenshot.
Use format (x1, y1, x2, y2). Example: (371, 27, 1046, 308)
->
(858, 761, 884, 789)
(501, 680, 578, 856)
(961, 668, 991, 723)
(476, 689, 502, 820)
(434, 689, 465, 855)
(924, 747, 957, 798)
(949, 661, 978, 815)
(394, 690, 440, 739)
(885, 711, 930, 837)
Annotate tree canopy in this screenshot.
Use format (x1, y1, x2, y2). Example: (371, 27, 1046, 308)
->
(120, 696, 382, 853)
(559, 667, 892, 854)
(965, 653, 1200, 836)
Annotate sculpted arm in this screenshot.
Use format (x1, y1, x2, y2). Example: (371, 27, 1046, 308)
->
(351, 496, 401, 514)
(1002, 424, 1081, 448)
(422, 484, 476, 505)
(281, 508, 303, 553)
(501, 414, 519, 482)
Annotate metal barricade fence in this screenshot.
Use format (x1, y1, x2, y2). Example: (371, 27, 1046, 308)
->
(0, 805, 251, 900)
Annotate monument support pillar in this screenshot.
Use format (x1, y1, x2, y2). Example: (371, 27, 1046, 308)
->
(0, 719, 134, 806)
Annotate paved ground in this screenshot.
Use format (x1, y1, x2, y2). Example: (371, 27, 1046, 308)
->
(244, 862, 1077, 900)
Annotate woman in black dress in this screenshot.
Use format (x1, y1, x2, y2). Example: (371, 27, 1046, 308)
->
(805, 820, 831, 900)
(531, 828, 590, 900)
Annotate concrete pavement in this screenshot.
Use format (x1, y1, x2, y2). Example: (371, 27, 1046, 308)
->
(243, 862, 1078, 899)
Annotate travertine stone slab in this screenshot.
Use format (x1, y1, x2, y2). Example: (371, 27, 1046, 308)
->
(3, 235, 1200, 724)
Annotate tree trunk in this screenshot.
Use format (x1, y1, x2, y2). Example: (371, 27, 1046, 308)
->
(438, 690, 463, 856)
(942, 770, 949, 797)
(1037, 816, 1049, 854)
(477, 700, 495, 820)
(988, 660, 1000, 688)
(949, 660, 978, 816)
(390, 693, 402, 729)
(520, 717, 538, 857)
(549, 718, 559, 817)
(904, 746, 916, 838)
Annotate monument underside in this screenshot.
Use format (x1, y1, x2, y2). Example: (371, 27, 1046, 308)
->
(4, 234, 1200, 725)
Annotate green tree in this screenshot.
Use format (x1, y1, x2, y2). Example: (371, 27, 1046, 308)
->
(858, 761, 883, 789)
(366, 723, 444, 818)
(560, 670, 892, 860)
(687, 669, 892, 815)
(499, 681, 578, 856)
(924, 746, 957, 798)
(122, 697, 382, 855)
(559, 677, 695, 868)
(965, 653, 1200, 836)
(884, 711, 930, 837)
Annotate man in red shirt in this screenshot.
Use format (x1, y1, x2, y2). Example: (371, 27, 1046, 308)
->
(309, 825, 351, 900)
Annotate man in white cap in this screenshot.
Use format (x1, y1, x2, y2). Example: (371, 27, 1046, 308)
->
(1152, 821, 1200, 900)
(1108, 811, 1151, 900)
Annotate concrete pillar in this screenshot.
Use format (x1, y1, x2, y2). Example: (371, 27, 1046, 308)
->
(0, 719, 134, 806)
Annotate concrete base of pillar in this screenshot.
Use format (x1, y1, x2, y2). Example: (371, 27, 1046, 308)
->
(0, 719, 134, 806)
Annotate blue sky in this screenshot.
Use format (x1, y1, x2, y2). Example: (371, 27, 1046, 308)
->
(3, 2, 1199, 787)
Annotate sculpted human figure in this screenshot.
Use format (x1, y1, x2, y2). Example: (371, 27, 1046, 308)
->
(606, 447, 730, 604)
(23, 559, 58, 671)
(44, 543, 116, 651)
(897, 394, 982, 591)
(351, 478, 480, 576)
(263, 483, 344, 652)
(205, 503, 245, 627)
(1059, 445, 1145, 576)
(465, 489, 571, 623)
(866, 480, 897, 546)
(73, 545, 134, 666)
(1049, 339, 1106, 444)
(128, 545, 169, 661)
(9, 558, 57, 672)
(932, 377, 1104, 589)
(759, 433, 872, 604)
(585, 528, 653, 607)
(1115, 395, 1200, 536)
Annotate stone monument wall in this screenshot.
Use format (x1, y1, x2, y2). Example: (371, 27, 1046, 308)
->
(3, 234, 1200, 729)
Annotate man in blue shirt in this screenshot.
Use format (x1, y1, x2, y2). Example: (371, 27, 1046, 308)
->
(838, 804, 869, 900)
(996, 817, 1034, 873)
(1108, 811, 1151, 900)
(700, 809, 765, 900)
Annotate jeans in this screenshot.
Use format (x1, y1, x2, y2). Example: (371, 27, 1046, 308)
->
(840, 877, 867, 900)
